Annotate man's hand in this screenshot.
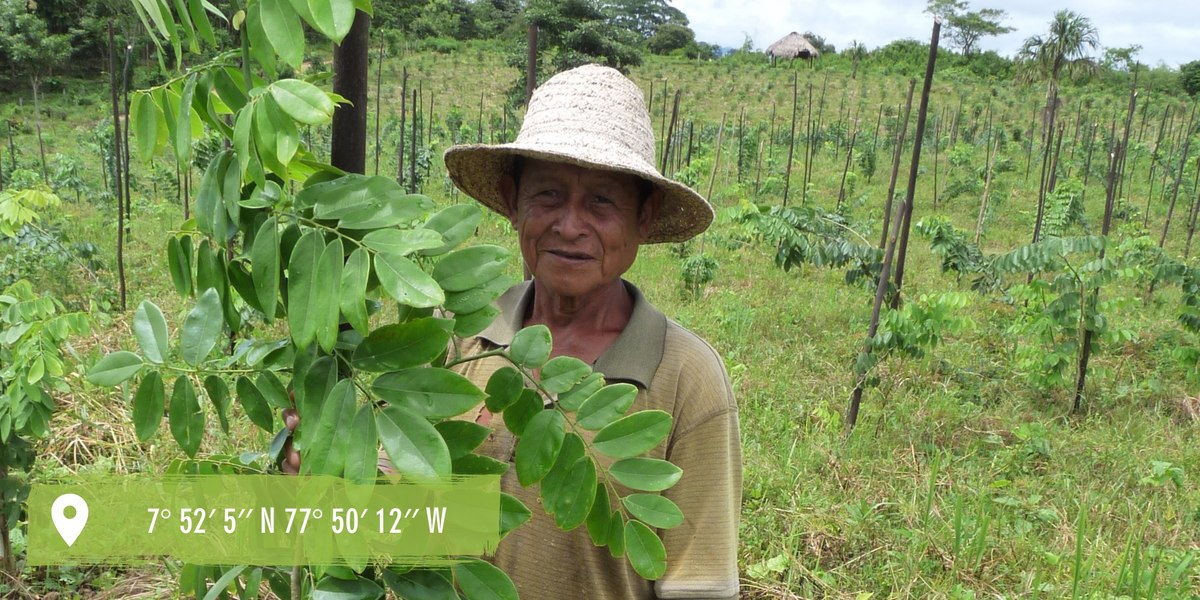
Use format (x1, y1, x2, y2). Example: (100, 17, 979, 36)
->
(281, 408, 301, 474)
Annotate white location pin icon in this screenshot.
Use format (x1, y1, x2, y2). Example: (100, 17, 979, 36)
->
(51, 493, 89, 547)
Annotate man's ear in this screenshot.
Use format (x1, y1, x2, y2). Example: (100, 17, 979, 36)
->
(499, 173, 519, 225)
(638, 189, 662, 239)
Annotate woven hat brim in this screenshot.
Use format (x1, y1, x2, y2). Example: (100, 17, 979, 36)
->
(444, 144, 713, 244)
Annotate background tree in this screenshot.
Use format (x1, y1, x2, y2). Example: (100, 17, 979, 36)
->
(1182, 60, 1200, 97)
(647, 22, 694, 55)
(602, 0, 688, 39)
(802, 31, 836, 55)
(1017, 9, 1100, 94)
(924, 0, 1014, 56)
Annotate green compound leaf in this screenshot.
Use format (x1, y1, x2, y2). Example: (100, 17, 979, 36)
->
(575, 383, 638, 430)
(372, 368, 485, 420)
(235, 376, 274, 432)
(420, 204, 483, 256)
(169, 376, 205, 458)
(431, 245, 509, 292)
(591, 410, 672, 459)
(538, 356, 592, 395)
(623, 519, 667, 580)
(87, 351, 144, 386)
(132, 370, 165, 441)
(608, 458, 683, 492)
(509, 325, 551, 369)
(514, 409, 564, 486)
(181, 288, 223, 366)
(352, 318, 452, 372)
(271, 79, 336, 124)
(453, 558, 518, 600)
(622, 494, 684, 529)
(374, 252, 444, 308)
(484, 366, 524, 413)
(376, 405, 450, 480)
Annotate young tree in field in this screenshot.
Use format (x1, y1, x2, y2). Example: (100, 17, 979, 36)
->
(924, 0, 1014, 56)
(1182, 60, 1200, 97)
(846, 40, 867, 79)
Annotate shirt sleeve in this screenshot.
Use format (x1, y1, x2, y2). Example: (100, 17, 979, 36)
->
(654, 369, 742, 599)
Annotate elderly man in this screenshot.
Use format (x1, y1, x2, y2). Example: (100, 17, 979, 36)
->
(442, 64, 742, 600)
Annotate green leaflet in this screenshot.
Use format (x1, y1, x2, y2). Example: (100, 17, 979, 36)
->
(514, 409, 564, 486)
(132, 371, 165, 442)
(501, 389, 542, 437)
(302, 378, 356, 477)
(169, 376, 205, 458)
(344, 403, 378, 485)
(452, 305, 500, 338)
(585, 484, 611, 545)
(557, 372, 604, 412)
(431, 245, 510, 292)
(202, 374, 231, 435)
(270, 79, 335, 124)
(314, 238, 344, 353)
(623, 519, 667, 580)
(591, 410, 672, 459)
(258, 0, 303, 70)
(250, 216, 280, 321)
(575, 383, 638, 430)
(452, 559, 518, 600)
(608, 458, 683, 492)
(175, 74, 197, 163)
(541, 433, 597, 529)
(509, 325, 551, 369)
(167, 236, 193, 297)
(622, 494, 684, 529)
(421, 204, 482, 256)
(180, 288, 223, 366)
(235, 375, 274, 432)
(372, 368, 485, 420)
(443, 274, 515, 315)
(133, 300, 169, 364)
(244, 1, 277, 77)
(340, 247, 370, 334)
(352, 318, 452, 372)
(374, 252, 444, 308)
(484, 366, 524, 413)
(536, 356, 592, 396)
(312, 576, 383, 600)
(361, 228, 444, 256)
(287, 230, 325, 349)
(305, 0, 356, 43)
(499, 493, 531, 540)
(375, 405, 450, 481)
(436, 420, 490, 460)
(132, 91, 161, 162)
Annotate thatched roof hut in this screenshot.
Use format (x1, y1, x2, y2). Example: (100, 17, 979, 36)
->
(767, 32, 820, 65)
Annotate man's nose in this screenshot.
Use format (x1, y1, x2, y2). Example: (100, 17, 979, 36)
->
(552, 196, 589, 238)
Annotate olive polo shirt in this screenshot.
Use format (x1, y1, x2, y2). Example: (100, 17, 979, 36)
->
(454, 280, 742, 600)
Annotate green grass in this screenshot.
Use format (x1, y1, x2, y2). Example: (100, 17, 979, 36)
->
(2, 47, 1199, 598)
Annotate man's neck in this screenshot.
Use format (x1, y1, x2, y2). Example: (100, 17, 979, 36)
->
(525, 279, 634, 363)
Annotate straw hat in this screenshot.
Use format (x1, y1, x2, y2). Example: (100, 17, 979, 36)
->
(443, 64, 713, 243)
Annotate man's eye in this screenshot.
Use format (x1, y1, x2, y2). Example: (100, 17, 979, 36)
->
(592, 195, 614, 205)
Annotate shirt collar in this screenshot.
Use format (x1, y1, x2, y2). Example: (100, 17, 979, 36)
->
(477, 280, 667, 388)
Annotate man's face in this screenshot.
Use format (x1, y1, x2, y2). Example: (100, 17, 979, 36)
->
(502, 158, 656, 300)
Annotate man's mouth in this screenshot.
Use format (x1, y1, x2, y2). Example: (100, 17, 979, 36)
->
(546, 249, 593, 261)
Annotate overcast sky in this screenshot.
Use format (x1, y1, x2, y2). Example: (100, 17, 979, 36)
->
(672, 0, 1200, 69)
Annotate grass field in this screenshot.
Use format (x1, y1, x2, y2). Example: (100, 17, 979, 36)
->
(1, 44, 1198, 598)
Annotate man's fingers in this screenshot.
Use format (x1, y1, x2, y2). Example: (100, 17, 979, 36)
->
(283, 408, 299, 431)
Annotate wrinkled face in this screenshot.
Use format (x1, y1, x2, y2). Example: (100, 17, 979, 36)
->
(502, 158, 656, 301)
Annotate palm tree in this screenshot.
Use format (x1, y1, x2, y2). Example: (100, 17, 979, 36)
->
(1017, 10, 1099, 243)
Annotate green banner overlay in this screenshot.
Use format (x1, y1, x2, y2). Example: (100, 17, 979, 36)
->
(27, 475, 500, 566)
